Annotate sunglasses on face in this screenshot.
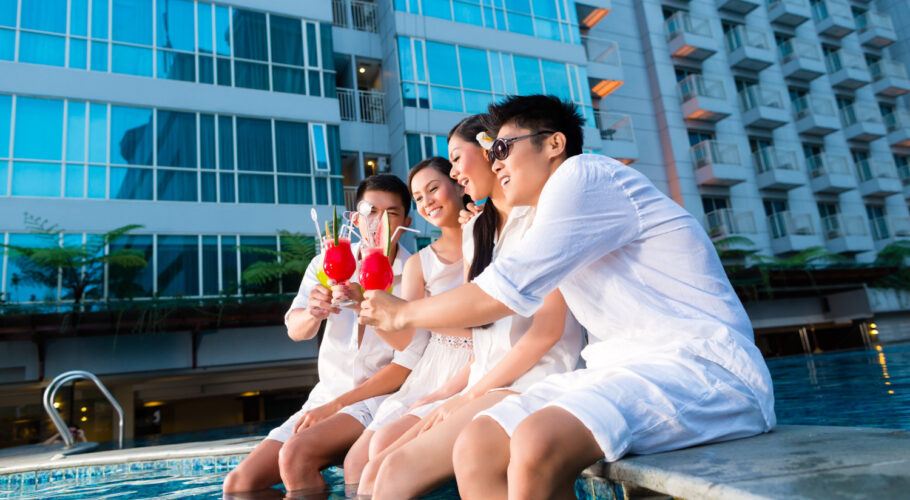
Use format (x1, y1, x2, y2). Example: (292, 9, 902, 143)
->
(487, 131, 556, 162)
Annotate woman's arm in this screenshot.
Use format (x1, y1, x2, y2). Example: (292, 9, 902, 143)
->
(373, 253, 425, 350)
(408, 361, 473, 410)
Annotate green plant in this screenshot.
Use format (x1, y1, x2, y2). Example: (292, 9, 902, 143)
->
(871, 239, 910, 290)
(0, 213, 147, 311)
(240, 230, 318, 293)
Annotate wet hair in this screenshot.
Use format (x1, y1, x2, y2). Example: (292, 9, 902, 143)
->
(449, 115, 499, 284)
(407, 156, 455, 191)
(356, 174, 412, 217)
(482, 94, 585, 158)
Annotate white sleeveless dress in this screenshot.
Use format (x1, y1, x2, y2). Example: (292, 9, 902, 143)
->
(367, 245, 472, 430)
(410, 207, 583, 419)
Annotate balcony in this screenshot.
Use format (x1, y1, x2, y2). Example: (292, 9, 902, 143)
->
(678, 75, 732, 122)
(717, 0, 760, 15)
(793, 96, 840, 136)
(725, 26, 775, 72)
(900, 162, 910, 200)
(825, 50, 871, 90)
(583, 37, 624, 96)
(337, 88, 386, 124)
(768, 0, 811, 27)
(779, 39, 825, 81)
(839, 104, 886, 142)
(704, 208, 757, 241)
(665, 12, 717, 61)
(739, 87, 789, 129)
(821, 215, 873, 253)
(577, 3, 611, 29)
(807, 153, 857, 193)
(332, 0, 379, 33)
(768, 211, 820, 254)
(870, 216, 910, 250)
(753, 147, 804, 190)
(870, 61, 910, 97)
(811, 0, 855, 38)
(884, 110, 910, 148)
(691, 140, 746, 186)
(343, 186, 358, 211)
(595, 112, 639, 164)
(855, 11, 896, 49)
(855, 159, 903, 197)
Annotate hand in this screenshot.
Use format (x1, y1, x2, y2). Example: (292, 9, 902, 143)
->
(293, 400, 342, 433)
(332, 282, 364, 307)
(418, 395, 467, 434)
(458, 203, 482, 226)
(407, 394, 438, 412)
(358, 290, 408, 331)
(308, 282, 340, 318)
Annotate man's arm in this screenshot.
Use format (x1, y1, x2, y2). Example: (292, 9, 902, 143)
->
(359, 283, 514, 332)
(286, 257, 339, 342)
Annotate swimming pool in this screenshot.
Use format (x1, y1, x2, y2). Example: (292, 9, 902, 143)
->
(2, 342, 908, 499)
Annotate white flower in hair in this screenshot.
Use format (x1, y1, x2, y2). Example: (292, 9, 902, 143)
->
(476, 131, 494, 150)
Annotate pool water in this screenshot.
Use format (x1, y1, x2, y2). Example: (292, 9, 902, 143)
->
(3, 342, 909, 499)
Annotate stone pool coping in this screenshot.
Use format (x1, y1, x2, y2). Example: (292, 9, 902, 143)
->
(4, 425, 910, 499)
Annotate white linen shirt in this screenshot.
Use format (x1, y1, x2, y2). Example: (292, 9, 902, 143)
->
(285, 243, 428, 407)
(473, 154, 775, 428)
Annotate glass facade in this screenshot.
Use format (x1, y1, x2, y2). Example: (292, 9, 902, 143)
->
(1, 231, 303, 304)
(0, 93, 344, 205)
(3, 0, 336, 96)
(394, 0, 580, 44)
(397, 36, 594, 124)
(405, 133, 449, 167)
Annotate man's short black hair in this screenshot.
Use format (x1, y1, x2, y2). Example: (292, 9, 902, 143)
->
(355, 174, 412, 217)
(483, 95, 585, 158)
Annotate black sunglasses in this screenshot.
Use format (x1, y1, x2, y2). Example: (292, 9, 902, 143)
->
(487, 131, 556, 162)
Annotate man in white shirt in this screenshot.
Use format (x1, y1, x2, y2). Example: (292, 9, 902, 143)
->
(359, 96, 775, 500)
(224, 175, 428, 496)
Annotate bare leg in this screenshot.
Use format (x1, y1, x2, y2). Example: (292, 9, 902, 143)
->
(278, 413, 365, 492)
(452, 416, 511, 500)
(370, 392, 512, 500)
(369, 414, 420, 459)
(357, 416, 423, 495)
(507, 406, 604, 500)
(342, 429, 373, 485)
(223, 438, 283, 494)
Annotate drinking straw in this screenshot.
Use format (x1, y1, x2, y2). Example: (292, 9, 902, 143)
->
(391, 226, 421, 241)
(310, 208, 323, 242)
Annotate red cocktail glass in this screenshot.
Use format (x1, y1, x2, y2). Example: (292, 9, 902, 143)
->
(359, 247, 393, 291)
(322, 237, 356, 283)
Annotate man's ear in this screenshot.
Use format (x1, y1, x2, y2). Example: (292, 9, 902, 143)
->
(404, 216, 412, 228)
(547, 132, 567, 159)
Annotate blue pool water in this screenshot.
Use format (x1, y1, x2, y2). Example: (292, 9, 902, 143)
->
(3, 342, 909, 499)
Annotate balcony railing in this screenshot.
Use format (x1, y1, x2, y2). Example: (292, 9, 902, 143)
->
(665, 11, 712, 40)
(806, 153, 850, 178)
(337, 87, 386, 124)
(581, 36, 621, 65)
(792, 95, 835, 119)
(779, 38, 821, 63)
(821, 214, 867, 240)
(768, 211, 816, 239)
(824, 49, 867, 73)
(692, 140, 741, 167)
(724, 25, 770, 52)
(899, 162, 910, 184)
(811, 0, 851, 22)
(839, 103, 883, 127)
(705, 208, 756, 238)
(332, 0, 379, 33)
(595, 112, 635, 142)
(856, 11, 894, 33)
(738, 87, 785, 112)
(870, 60, 909, 81)
(752, 147, 799, 174)
(855, 158, 898, 183)
(678, 75, 726, 102)
(884, 110, 910, 132)
(770, 0, 809, 9)
(343, 186, 358, 211)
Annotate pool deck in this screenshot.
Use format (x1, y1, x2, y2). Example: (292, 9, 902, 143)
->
(3, 425, 910, 499)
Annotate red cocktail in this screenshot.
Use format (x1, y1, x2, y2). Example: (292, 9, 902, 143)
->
(359, 247, 393, 291)
(322, 237, 356, 283)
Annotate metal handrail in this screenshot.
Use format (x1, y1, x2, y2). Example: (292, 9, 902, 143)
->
(43, 370, 124, 449)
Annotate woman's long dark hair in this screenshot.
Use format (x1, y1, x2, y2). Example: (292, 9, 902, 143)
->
(448, 115, 499, 283)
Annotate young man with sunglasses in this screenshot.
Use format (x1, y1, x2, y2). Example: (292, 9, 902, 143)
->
(359, 95, 775, 499)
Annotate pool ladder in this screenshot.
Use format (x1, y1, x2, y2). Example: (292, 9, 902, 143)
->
(43, 370, 124, 449)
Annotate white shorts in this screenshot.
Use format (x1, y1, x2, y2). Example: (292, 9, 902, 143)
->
(265, 395, 388, 443)
(476, 356, 770, 462)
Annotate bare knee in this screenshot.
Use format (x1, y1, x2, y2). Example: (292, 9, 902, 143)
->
(453, 417, 508, 481)
(369, 426, 398, 458)
(343, 446, 368, 481)
(278, 435, 320, 476)
(222, 468, 245, 493)
(509, 417, 559, 475)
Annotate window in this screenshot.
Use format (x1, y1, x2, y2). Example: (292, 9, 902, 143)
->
(406, 133, 449, 166)
(701, 196, 729, 214)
